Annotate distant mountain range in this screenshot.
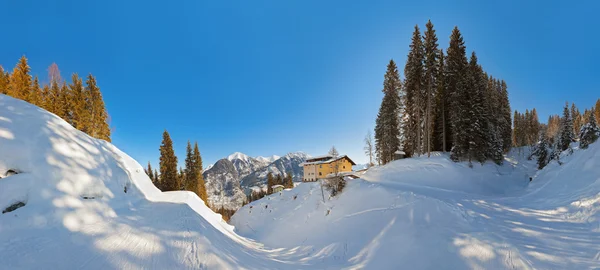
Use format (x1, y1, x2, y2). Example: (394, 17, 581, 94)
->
(202, 152, 309, 210)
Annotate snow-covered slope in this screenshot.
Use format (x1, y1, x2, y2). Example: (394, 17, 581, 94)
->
(232, 147, 600, 269)
(0, 95, 344, 269)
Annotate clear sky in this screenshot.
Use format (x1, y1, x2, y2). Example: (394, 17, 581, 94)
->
(1, 1, 598, 167)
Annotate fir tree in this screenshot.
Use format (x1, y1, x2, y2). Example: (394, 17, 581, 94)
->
(571, 103, 582, 139)
(146, 162, 154, 180)
(86, 74, 111, 141)
(284, 171, 294, 189)
(0, 66, 8, 95)
(184, 141, 196, 192)
(69, 73, 90, 132)
(59, 82, 73, 124)
(595, 99, 600, 125)
(29, 76, 42, 106)
(446, 27, 469, 161)
(434, 49, 449, 152)
(159, 130, 179, 191)
(9, 56, 32, 101)
(193, 142, 208, 204)
(376, 60, 402, 164)
(558, 102, 575, 151)
(267, 172, 274, 194)
(423, 20, 439, 157)
(532, 134, 551, 169)
(404, 25, 425, 157)
(579, 112, 599, 149)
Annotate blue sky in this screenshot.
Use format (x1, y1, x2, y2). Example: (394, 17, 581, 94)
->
(1, 1, 598, 167)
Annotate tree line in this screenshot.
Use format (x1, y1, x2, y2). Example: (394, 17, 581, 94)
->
(246, 171, 294, 203)
(144, 130, 208, 204)
(374, 21, 512, 166)
(0, 56, 111, 141)
(526, 100, 600, 169)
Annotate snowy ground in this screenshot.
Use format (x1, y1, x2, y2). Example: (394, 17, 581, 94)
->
(1, 94, 600, 269)
(232, 149, 600, 269)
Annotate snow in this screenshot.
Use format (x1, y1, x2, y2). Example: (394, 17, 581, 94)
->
(227, 152, 251, 163)
(231, 148, 600, 269)
(255, 155, 280, 163)
(2, 94, 600, 269)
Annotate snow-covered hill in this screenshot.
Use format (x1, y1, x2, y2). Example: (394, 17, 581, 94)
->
(0, 95, 334, 269)
(231, 147, 600, 269)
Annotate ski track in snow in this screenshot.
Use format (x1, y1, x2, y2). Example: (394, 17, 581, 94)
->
(1, 94, 600, 269)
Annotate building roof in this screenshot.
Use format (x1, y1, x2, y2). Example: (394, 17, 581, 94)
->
(271, 185, 284, 188)
(301, 155, 357, 166)
(305, 155, 334, 162)
(395, 150, 406, 155)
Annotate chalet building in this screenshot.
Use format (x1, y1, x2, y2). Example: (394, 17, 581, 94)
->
(302, 155, 356, 182)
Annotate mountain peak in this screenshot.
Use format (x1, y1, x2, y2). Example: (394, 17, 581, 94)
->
(227, 152, 250, 162)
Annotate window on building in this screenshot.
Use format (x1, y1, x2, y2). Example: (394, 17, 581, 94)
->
(343, 166, 346, 169)
(319, 172, 322, 176)
(320, 165, 322, 168)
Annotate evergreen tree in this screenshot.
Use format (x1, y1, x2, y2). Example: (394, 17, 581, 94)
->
(184, 141, 196, 192)
(375, 60, 402, 164)
(58, 82, 73, 124)
(29, 76, 42, 106)
(558, 102, 575, 151)
(423, 20, 438, 157)
(178, 167, 185, 190)
(434, 49, 449, 152)
(159, 130, 179, 191)
(595, 99, 600, 125)
(85, 74, 111, 141)
(532, 134, 551, 169)
(9, 56, 32, 101)
(193, 142, 208, 204)
(404, 25, 425, 157)
(571, 103, 582, 139)
(267, 172, 274, 194)
(499, 80, 512, 152)
(0, 66, 8, 94)
(276, 174, 283, 186)
(69, 73, 90, 132)
(446, 27, 469, 160)
(40, 84, 51, 111)
(146, 162, 154, 180)
(579, 112, 599, 149)
(284, 171, 294, 189)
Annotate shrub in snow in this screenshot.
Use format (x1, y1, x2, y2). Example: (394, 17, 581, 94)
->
(579, 113, 600, 149)
(324, 176, 346, 197)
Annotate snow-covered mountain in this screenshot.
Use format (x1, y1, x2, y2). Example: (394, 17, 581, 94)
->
(255, 155, 280, 164)
(203, 152, 308, 209)
(240, 152, 310, 188)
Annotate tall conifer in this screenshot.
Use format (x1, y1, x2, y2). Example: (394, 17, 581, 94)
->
(159, 130, 179, 191)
